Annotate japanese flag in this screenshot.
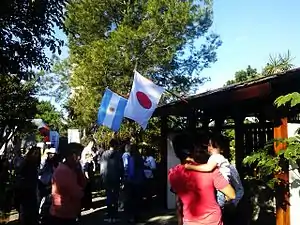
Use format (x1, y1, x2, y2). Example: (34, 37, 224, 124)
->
(124, 70, 164, 129)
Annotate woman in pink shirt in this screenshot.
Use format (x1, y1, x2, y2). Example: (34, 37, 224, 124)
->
(48, 143, 85, 225)
(168, 133, 236, 225)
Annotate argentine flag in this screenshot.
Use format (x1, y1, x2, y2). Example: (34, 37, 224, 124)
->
(97, 88, 127, 132)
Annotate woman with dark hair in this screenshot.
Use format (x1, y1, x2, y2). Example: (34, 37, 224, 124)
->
(48, 143, 85, 225)
(185, 133, 232, 208)
(169, 133, 236, 225)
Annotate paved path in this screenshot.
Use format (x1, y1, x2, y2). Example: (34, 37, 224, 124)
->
(1, 197, 177, 225)
(81, 196, 177, 225)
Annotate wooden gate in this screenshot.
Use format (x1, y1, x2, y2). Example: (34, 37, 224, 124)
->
(244, 122, 274, 156)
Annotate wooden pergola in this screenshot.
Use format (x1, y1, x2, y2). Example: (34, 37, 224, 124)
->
(154, 68, 300, 225)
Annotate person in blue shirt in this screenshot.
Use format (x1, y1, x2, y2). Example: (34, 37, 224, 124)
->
(123, 144, 145, 223)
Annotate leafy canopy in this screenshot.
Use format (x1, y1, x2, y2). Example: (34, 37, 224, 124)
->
(0, 75, 38, 148)
(0, 0, 67, 80)
(65, 0, 221, 127)
(37, 56, 71, 106)
(225, 51, 294, 86)
(226, 66, 259, 86)
(35, 100, 64, 134)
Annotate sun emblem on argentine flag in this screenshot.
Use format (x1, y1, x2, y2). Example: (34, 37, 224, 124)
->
(109, 107, 115, 112)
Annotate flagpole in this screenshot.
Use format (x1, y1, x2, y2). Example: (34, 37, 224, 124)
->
(133, 63, 188, 104)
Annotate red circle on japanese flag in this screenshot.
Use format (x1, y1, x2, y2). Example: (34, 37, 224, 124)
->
(136, 91, 152, 109)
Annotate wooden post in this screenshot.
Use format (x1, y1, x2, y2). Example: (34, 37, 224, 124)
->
(274, 118, 290, 225)
(160, 116, 168, 208)
(200, 112, 210, 133)
(234, 115, 245, 177)
(214, 117, 224, 133)
(187, 108, 197, 132)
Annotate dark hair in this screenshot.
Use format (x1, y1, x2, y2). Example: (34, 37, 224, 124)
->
(193, 133, 209, 163)
(172, 133, 194, 161)
(64, 143, 84, 157)
(129, 144, 144, 169)
(209, 133, 230, 153)
(109, 139, 118, 149)
(144, 146, 153, 156)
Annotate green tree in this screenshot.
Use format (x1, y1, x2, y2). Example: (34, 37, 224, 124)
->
(262, 50, 294, 76)
(0, 75, 37, 149)
(225, 51, 294, 86)
(226, 65, 259, 85)
(35, 101, 65, 134)
(37, 56, 71, 106)
(0, 0, 67, 80)
(65, 0, 221, 128)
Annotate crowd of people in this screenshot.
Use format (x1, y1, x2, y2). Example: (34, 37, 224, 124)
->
(0, 131, 244, 225)
(168, 132, 244, 225)
(0, 138, 157, 225)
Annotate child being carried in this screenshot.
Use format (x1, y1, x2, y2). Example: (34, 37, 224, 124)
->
(185, 134, 231, 208)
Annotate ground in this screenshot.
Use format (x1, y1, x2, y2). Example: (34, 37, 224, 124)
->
(1, 196, 177, 225)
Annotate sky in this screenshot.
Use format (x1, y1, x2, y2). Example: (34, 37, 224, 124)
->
(198, 0, 300, 92)
(50, 0, 300, 95)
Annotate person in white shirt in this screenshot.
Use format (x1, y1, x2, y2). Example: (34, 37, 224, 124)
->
(122, 144, 131, 178)
(185, 134, 232, 208)
(143, 152, 156, 179)
(81, 141, 96, 169)
(142, 147, 156, 204)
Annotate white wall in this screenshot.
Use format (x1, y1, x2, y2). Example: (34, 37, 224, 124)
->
(288, 123, 300, 225)
(167, 133, 180, 209)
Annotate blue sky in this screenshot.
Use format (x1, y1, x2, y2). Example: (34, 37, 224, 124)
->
(199, 0, 300, 92)
(51, 0, 300, 94)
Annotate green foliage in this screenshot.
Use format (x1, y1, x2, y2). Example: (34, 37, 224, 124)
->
(226, 65, 260, 86)
(0, 75, 38, 148)
(0, 0, 67, 80)
(35, 101, 66, 135)
(225, 51, 295, 86)
(274, 92, 300, 108)
(262, 50, 294, 76)
(243, 136, 300, 190)
(65, 0, 221, 128)
(92, 118, 161, 156)
(243, 141, 281, 189)
(223, 121, 235, 162)
(37, 56, 71, 106)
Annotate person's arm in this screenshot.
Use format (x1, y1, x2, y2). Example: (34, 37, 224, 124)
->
(213, 169, 236, 200)
(123, 154, 129, 172)
(176, 195, 183, 225)
(185, 161, 217, 172)
(149, 157, 156, 170)
(219, 185, 236, 200)
(83, 162, 89, 179)
(119, 154, 124, 181)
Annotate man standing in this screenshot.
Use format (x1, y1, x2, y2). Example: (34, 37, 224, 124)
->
(100, 139, 124, 223)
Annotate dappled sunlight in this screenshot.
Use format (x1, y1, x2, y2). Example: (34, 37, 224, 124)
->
(81, 206, 107, 216)
(146, 214, 175, 222)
